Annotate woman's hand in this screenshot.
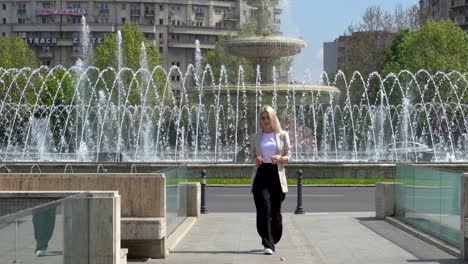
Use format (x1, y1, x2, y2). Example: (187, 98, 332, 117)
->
(255, 156, 264, 165)
(271, 155, 282, 164)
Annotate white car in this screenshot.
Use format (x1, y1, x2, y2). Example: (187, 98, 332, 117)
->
(384, 141, 433, 161)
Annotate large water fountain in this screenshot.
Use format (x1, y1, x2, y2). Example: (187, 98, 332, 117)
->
(0, 5, 467, 163)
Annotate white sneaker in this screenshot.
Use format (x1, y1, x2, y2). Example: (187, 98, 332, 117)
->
(35, 250, 46, 257)
(264, 247, 273, 255)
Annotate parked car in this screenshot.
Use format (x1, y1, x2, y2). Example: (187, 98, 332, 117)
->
(384, 141, 433, 161)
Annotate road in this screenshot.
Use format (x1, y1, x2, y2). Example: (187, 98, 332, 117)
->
(203, 186, 375, 213)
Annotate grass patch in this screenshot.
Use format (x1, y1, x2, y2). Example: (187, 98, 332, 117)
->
(187, 178, 394, 185)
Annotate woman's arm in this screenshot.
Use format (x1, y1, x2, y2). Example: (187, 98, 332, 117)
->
(271, 132, 290, 164)
(281, 132, 290, 163)
(251, 134, 257, 164)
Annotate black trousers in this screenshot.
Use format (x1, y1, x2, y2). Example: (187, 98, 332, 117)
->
(32, 207, 56, 252)
(252, 163, 285, 251)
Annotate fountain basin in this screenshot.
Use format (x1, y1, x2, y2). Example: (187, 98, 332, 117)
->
(247, 0, 279, 8)
(222, 36, 306, 58)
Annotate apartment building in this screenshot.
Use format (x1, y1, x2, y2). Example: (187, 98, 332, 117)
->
(323, 31, 394, 74)
(0, 0, 281, 84)
(420, 0, 468, 30)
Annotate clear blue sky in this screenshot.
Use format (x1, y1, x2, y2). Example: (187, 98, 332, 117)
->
(278, 0, 419, 83)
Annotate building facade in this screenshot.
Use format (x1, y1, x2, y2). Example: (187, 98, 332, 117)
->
(0, 0, 281, 84)
(323, 32, 393, 75)
(419, 0, 468, 30)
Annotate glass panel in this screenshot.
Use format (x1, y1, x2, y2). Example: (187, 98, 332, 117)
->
(395, 165, 461, 247)
(412, 167, 441, 240)
(0, 193, 89, 263)
(439, 170, 461, 246)
(160, 165, 188, 236)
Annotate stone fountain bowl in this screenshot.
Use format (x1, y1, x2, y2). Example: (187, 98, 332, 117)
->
(222, 36, 306, 58)
(247, 0, 279, 8)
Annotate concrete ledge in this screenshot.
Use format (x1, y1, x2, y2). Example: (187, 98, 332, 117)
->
(120, 249, 128, 264)
(375, 182, 396, 219)
(166, 217, 198, 254)
(186, 183, 200, 217)
(121, 217, 165, 240)
(385, 217, 460, 257)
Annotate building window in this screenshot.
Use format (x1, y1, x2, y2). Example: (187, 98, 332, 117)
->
(195, 7, 204, 18)
(18, 18, 26, 24)
(122, 3, 126, 10)
(98, 3, 109, 13)
(171, 75, 175, 81)
(159, 19, 163, 25)
(176, 76, 180, 81)
(67, 3, 80, 9)
(159, 47, 163, 53)
(2, 18, 5, 24)
(159, 5, 163, 11)
(71, 16, 81, 24)
(121, 17, 126, 24)
(40, 46, 50, 53)
(42, 60, 51, 66)
(1, 32, 5, 36)
(17, 3, 26, 16)
(99, 17, 109, 24)
(2, 4, 6, 10)
(42, 17, 47, 24)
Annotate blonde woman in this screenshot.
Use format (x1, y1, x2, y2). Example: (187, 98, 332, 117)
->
(250, 105, 290, 255)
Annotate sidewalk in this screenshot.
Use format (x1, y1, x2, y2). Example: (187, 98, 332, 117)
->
(137, 212, 465, 264)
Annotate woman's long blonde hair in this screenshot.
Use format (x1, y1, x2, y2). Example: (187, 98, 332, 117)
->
(258, 105, 283, 133)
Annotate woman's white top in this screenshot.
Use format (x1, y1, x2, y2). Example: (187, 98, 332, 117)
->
(260, 132, 277, 163)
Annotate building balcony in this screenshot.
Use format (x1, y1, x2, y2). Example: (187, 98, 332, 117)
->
(168, 39, 215, 49)
(223, 14, 238, 21)
(450, 0, 466, 8)
(130, 10, 140, 16)
(211, 1, 236, 8)
(455, 15, 468, 25)
(17, 10, 27, 16)
(144, 10, 155, 16)
(87, 24, 116, 32)
(168, 25, 237, 36)
(60, 24, 84, 31)
(13, 24, 60, 31)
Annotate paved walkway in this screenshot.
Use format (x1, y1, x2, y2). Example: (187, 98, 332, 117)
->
(135, 212, 466, 264)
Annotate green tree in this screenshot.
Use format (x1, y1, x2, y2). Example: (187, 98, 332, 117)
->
(382, 20, 468, 103)
(0, 35, 38, 68)
(0, 35, 39, 103)
(94, 23, 166, 105)
(383, 19, 468, 74)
